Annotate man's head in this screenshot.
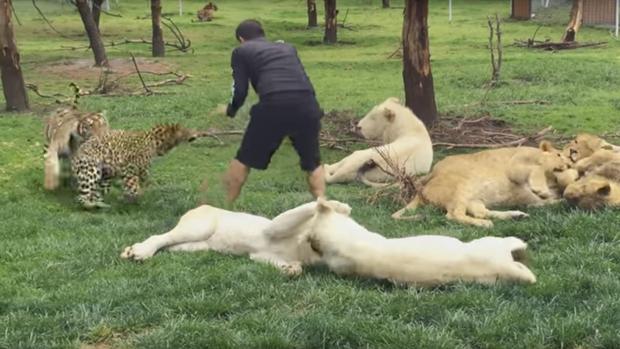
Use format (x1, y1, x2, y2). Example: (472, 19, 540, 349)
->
(235, 19, 265, 43)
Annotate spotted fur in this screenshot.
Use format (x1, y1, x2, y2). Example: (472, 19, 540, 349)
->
(71, 124, 204, 209)
(43, 107, 109, 191)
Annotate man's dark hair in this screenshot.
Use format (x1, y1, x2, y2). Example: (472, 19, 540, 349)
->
(235, 19, 265, 42)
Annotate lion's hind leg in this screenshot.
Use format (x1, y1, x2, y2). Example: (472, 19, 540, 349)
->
(446, 202, 494, 228)
(392, 195, 422, 220)
(467, 201, 529, 221)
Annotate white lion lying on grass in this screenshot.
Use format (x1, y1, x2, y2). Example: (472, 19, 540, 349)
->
(302, 198, 537, 287)
(121, 201, 348, 275)
(324, 97, 433, 186)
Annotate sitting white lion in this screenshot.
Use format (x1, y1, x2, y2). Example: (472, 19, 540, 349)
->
(302, 198, 537, 287)
(324, 97, 433, 186)
(121, 201, 348, 275)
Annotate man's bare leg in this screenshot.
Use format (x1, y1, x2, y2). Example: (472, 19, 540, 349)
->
(224, 159, 250, 204)
(307, 165, 326, 198)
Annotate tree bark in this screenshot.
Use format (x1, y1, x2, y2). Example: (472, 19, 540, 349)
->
(75, 0, 108, 66)
(151, 0, 165, 57)
(382, 0, 390, 8)
(562, 0, 583, 42)
(402, 0, 437, 128)
(307, 0, 318, 27)
(92, 0, 104, 30)
(323, 0, 337, 44)
(0, 0, 29, 111)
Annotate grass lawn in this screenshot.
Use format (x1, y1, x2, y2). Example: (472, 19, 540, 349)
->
(2, 0, 620, 348)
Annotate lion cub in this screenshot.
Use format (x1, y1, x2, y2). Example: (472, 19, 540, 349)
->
(562, 133, 620, 163)
(507, 141, 572, 199)
(393, 142, 572, 227)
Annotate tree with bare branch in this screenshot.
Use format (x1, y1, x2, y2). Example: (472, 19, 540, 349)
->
(0, 0, 29, 111)
(323, 0, 337, 44)
(75, 0, 108, 66)
(151, 0, 165, 56)
(562, 0, 583, 42)
(402, 0, 437, 127)
(307, 0, 318, 27)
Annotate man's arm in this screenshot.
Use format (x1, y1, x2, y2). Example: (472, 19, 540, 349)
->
(226, 48, 249, 117)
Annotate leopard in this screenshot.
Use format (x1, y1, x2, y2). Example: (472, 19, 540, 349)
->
(71, 123, 208, 209)
(43, 107, 109, 191)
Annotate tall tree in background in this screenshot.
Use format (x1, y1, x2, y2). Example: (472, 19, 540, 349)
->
(562, 0, 583, 42)
(0, 0, 29, 111)
(151, 0, 165, 57)
(75, 0, 108, 66)
(402, 0, 437, 127)
(307, 0, 318, 27)
(92, 0, 104, 30)
(323, 0, 337, 44)
(382, 0, 390, 8)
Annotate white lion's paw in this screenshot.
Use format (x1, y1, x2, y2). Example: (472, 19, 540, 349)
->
(282, 262, 303, 277)
(120, 243, 156, 261)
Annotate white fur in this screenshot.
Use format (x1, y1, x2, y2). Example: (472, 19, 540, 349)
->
(121, 202, 345, 275)
(324, 97, 433, 185)
(305, 199, 537, 286)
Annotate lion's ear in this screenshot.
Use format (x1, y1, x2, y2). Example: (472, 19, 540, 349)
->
(539, 140, 555, 152)
(597, 183, 611, 196)
(383, 108, 396, 122)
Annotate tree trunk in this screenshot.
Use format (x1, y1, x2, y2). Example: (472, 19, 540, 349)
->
(151, 0, 165, 57)
(92, 0, 104, 30)
(75, 0, 108, 66)
(0, 0, 29, 111)
(382, 0, 390, 8)
(307, 0, 318, 27)
(402, 0, 437, 128)
(562, 0, 583, 42)
(323, 0, 337, 44)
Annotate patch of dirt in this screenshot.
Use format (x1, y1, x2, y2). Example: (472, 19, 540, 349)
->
(37, 58, 175, 81)
(322, 110, 554, 150)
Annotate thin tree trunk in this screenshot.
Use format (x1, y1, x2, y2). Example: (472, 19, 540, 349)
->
(562, 0, 583, 42)
(0, 0, 29, 111)
(382, 0, 390, 8)
(92, 0, 104, 30)
(307, 0, 318, 27)
(402, 0, 437, 128)
(75, 0, 108, 66)
(151, 0, 165, 57)
(323, 0, 337, 44)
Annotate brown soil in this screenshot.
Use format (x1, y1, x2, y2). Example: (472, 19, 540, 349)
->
(322, 110, 554, 150)
(37, 58, 175, 81)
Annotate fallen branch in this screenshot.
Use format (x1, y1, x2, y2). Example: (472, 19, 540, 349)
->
(433, 126, 553, 149)
(62, 38, 192, 52)
(514, 39, 606, 50)
(129, 52, 152, 95)
(387, 43, 402, 59)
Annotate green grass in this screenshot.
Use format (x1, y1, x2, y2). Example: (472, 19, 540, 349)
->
(2, 0, 620, 348)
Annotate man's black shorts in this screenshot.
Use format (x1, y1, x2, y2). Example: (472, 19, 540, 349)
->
(236, 92, 322, 171)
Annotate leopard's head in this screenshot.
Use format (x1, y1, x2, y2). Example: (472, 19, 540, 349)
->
(150, 124, 207, 156)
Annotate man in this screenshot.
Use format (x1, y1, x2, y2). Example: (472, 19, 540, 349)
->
(221, 19, 325, 203)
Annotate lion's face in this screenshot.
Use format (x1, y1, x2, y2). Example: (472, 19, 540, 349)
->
(539, 140, 572, 173)
(356, 98, 400, 140)
(562, 134, 620, 163)
(563, 176, 620, 210)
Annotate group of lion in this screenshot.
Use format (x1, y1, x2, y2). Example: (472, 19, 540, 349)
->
(324, 97, 620, 228)
(42, 98, 619, 287)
